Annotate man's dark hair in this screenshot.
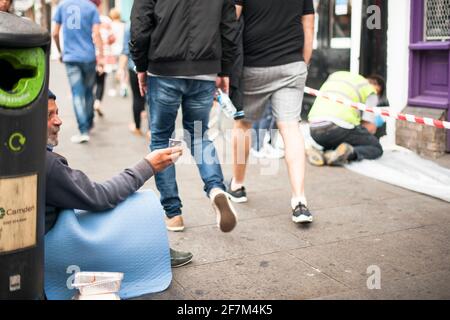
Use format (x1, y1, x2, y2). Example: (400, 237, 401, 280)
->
(48, 90, 56, 100)
(367, 74, 386, 97)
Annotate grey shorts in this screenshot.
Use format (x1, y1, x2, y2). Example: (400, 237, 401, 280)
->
(242, 61, 308, 122)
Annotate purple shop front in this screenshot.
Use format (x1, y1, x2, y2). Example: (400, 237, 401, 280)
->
(409, 0, 450, 151)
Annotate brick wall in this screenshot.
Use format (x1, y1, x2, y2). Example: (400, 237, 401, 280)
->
(396, 106, 447, 158)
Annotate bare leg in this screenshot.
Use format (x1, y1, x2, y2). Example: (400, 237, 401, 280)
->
(277, 121, 306, 201)
(232, 119, 253, 187)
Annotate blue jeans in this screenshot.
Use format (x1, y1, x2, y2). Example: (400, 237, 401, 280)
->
(251, 103, 277, 151)
(147, 77, 226, 218)
(65, 62, 96, 134)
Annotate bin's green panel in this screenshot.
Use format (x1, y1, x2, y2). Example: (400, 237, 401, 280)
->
(0, 47, 45, 109)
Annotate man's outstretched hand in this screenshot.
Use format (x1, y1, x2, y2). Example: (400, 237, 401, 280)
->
(145, 147, 183, 173)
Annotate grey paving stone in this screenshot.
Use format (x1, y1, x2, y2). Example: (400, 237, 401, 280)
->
(174, 252, 348, 299)
(381, 194, 450, 226)
(265, 200, 424, 246)
(168, 217, 309, 266)
(291, 224, 450, 290)
(133, 280, 195, 300)
(290, 239, 413, 290)
(317, 269, 450, 300)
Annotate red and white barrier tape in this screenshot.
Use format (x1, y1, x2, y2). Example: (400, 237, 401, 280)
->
(304, 87, 450, 130)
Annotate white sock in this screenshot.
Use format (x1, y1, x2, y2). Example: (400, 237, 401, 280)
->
(209, 188, 224, 199)
(291, 197, 307, 209)
(231, 178, 243, 191)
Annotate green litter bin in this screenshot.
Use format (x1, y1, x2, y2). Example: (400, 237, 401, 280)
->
(0, 12, 50, 300)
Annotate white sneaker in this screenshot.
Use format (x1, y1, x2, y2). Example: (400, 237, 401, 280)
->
(210, 189, 238, 233)
(107, 89, 117, 97)
(71, 134, 90, 144)
(250, 148, 266, 159)
(263, 143, 285, 159)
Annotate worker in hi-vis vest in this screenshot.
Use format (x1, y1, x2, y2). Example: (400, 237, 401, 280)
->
(307, 72, 386, 166)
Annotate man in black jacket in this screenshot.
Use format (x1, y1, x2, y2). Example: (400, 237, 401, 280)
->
(45, 91, 192, 267)
(130, 0, 239, 233)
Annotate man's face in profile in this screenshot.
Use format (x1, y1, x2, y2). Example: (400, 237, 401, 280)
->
(47, 99, 62, 147)
(0, 0, 12, 13)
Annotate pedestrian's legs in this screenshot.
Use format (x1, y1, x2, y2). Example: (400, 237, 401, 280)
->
(182, 80, 225, 196)
(232, 119, 253, 186)
(251, 103, 272, 151)
(129, 69, 146, 130)
(277, 121, 306, 201)
(270, 61, 310, 213)
(95, 72, 106, 102)
(147, 77, 183, 218)
(251, 118, 263, 151)
(65, 62, 90, 134)
(82, 62, 97, 131)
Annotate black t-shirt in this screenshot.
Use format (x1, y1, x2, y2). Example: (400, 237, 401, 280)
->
(235, 0, 315, 67)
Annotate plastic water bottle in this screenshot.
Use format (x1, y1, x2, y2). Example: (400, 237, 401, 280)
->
(216, 89, 237, 119)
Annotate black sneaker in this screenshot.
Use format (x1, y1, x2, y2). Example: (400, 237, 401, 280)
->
(292, 203, 314, 224)
(226, 180, 248, 203)
(170, 248, 193, 268)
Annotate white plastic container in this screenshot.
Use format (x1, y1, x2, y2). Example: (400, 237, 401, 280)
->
(72, 272, 124, 296)
(73, 293, 120, 300)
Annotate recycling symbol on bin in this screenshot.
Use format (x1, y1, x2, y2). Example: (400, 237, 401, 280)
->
(6, 132, 27, 153)
(0, 208, 5, 219)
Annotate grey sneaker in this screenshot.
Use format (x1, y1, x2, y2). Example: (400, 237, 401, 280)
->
(292, 203, 314, 224)
(226, 180, 248, 203)
(170, 248, 193, 268)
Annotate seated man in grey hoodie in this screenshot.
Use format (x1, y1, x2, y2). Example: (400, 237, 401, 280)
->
(45, 90, 192, 268)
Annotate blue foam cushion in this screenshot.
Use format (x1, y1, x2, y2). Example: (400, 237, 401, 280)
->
(45, 190, 172, 300)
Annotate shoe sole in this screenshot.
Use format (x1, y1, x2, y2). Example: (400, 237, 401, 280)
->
(213, 193, 237, 233)
(227, 193, 248, 203)
(292, 216, 314, 224)
(307, 149, 325, 166)
(166, 226, 185, 232)
(71, 139, 89, 144)
(171, 256, 193, 268)
(308, 156, 325, 166)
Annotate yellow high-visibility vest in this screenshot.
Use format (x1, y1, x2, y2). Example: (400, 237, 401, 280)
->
(308, 71, 377, 126)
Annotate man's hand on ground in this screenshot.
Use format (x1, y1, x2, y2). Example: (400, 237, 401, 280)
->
(138, 72, 148, 97)
(145, 147, 183, 173)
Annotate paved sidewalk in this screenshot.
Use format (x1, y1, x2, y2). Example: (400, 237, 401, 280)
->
(49, 61, 450, 300)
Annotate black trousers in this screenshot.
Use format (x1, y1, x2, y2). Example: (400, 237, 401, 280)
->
(128, 69, 146, 129)
(310, 123, 383, 161)
(95, 72, 106, 101)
